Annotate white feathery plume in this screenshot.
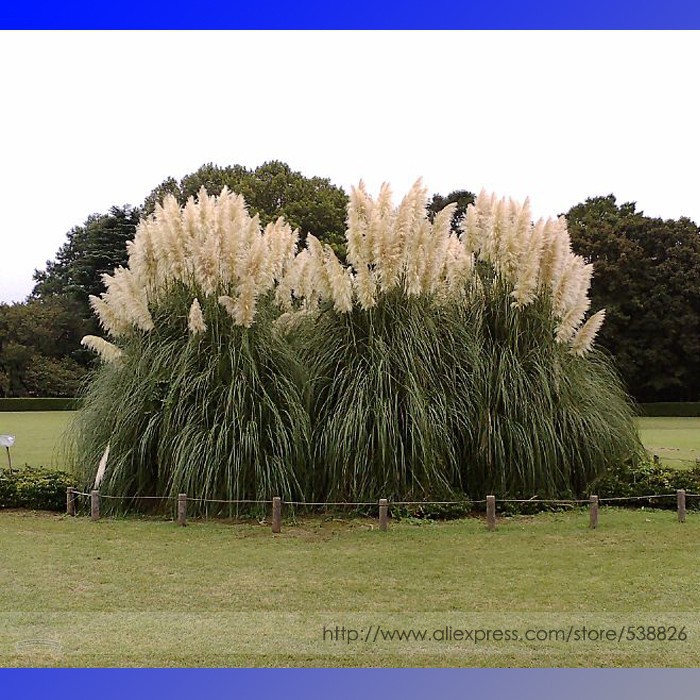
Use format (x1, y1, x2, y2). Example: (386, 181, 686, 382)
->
(458, 189, 603, 351)
(404, 216, 432, 297)
(388, 179, 426, 273)
(486, 197, 509, 267)
(182, 195, 201, 249)
(289, 249, 313, 300)
(234, 277, 258, 328)
(541, 217, 571, 292)
(218, 286, 255, 328)
(94, 180, 605, 360)
(556, 295, 592, 343)
(104, 267, 154, 332)
(265, 218, 298, 281)
(193, 224, 221, 297)
(468, 190, 497, 259)
(511, 218, 545, 308)
(552, 256, 582, 317)
(346, 181, 372, 269)
(274, 247, 309, 311)
(459, 200, 482, 254)
(81, 335, 123, 363)
(555, 263, 594, 342)
(370, 182, 394, 278)
(354, 266, 378, 310)
(305, 235, 353, 313)
(245, 232, 272, 290)
(94, 443, 110, 490)
(303, 235, 332, 300)
(570, 309, 606, 356)
(424, 203, 457, 293)
(218, 190, 248, 284)
(88, 295, 129, 337)
(188, 298, 207, 334)
(157, 194, 189, 283)
(232, 213, 262, 281)
(326, 254, 354, 313)
(218, 295, 237, 319)
(444, 236, 475, 295)
(126, 220, 159, 292)
(498, 197, 530, 277)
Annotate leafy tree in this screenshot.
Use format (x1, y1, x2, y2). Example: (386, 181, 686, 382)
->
(427, 189, 476, 233)
(144, 161, 349, 256)
(32, 205, 141, 306)
(566, 195, 700, 402)
(0, 298, 91, 397)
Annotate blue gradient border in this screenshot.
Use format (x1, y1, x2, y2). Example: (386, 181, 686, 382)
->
(2, 1, 700, 28)
(2, 668, 700, 699)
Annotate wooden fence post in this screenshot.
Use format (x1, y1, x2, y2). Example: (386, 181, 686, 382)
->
(589, 495, 599, 529)
(66, 487, 76, 517)
(677, 489, 686, 523)
(91, 490, 100, 521)
(272, 496, 282, 534)
(486, 495, 496, 531)
(378, 498, 388, 532)
(177, 493, 187, 526)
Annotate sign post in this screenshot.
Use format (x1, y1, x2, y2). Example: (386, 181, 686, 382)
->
(0, 435, 15, 473)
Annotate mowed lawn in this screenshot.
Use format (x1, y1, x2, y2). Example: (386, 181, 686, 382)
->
(1, 508, 699, 667)
(636, 417, 700, 469)
(0, 411, 75, 469)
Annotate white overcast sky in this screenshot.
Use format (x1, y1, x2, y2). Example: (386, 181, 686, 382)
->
(1, 30, 699, 303)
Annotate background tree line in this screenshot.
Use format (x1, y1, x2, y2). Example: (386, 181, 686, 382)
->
(1, 160, 698, 402)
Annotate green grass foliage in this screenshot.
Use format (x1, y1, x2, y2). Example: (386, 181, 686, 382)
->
(69, 297, 309, 512)
(298, 281, 642, 503)
(71, 286, 642, 508)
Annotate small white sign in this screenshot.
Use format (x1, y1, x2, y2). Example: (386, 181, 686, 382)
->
(0, 435, 15, 448)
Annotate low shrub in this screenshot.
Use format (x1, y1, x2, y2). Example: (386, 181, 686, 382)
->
(0, 467, 74, 511)
(594, 460, 700, 509)
(386, 500, 474, 521)
(1, 461, 695, 517)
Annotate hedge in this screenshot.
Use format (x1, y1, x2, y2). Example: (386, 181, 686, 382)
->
(0, 398, 82, 411)
(490, 460, 700, 515)
(0, 460, 698, 515)
(0, 467, 74, 511)
(637, 402, 700, 417)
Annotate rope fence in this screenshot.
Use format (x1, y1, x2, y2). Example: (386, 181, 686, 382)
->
(65, 487, 698, 532)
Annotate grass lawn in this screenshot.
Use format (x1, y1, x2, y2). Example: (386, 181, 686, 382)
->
(1, 508, 699, 667)
(0, 411, 75, 469)
(635, 417, 700, 469)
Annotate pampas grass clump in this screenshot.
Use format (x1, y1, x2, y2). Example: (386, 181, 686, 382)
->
(283, 182, 642, 500)
(70, 188, 309, 510)
(73, 180, 642, 508)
